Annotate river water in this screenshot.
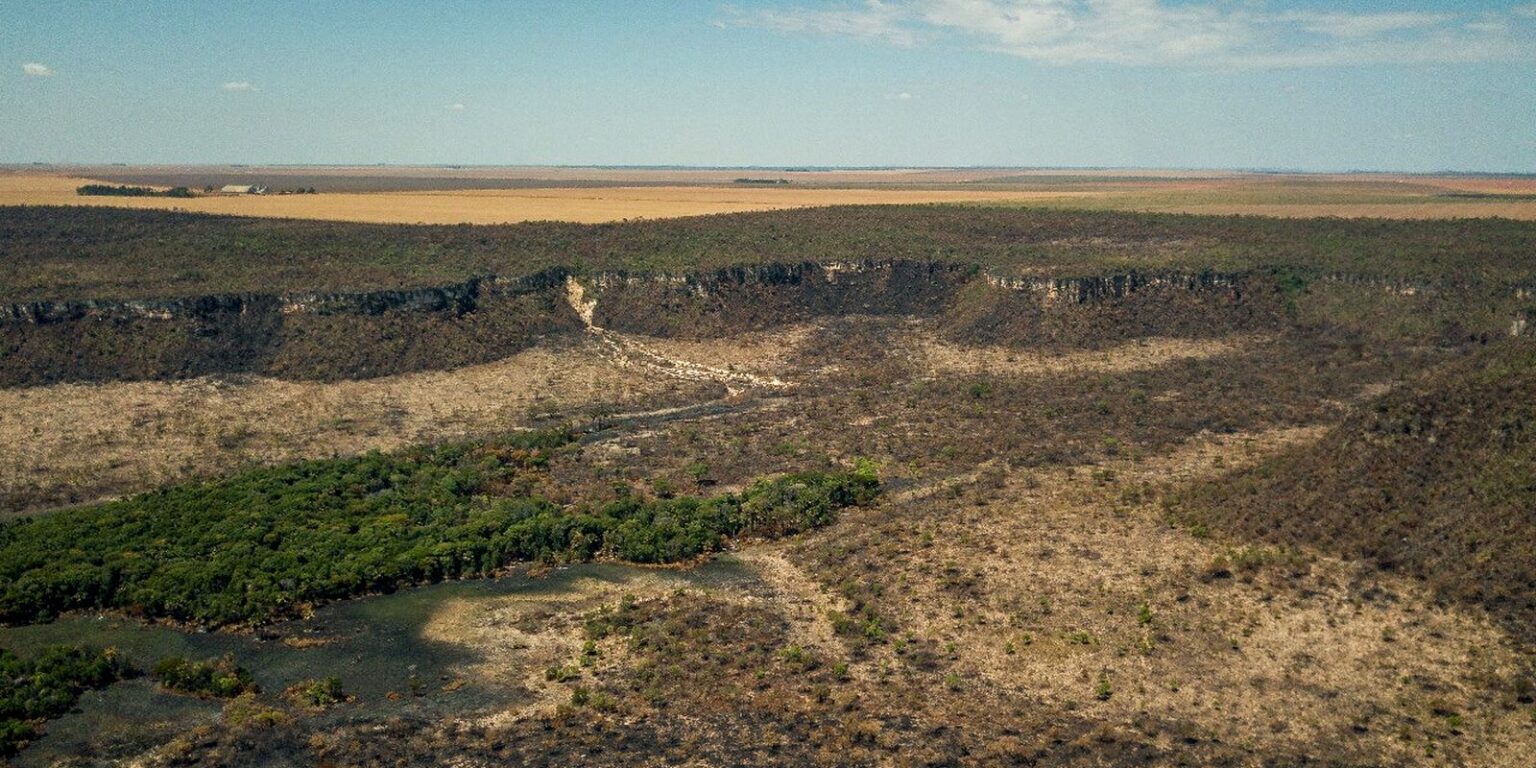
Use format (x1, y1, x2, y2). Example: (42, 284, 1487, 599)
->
(3, 557, 756, 765)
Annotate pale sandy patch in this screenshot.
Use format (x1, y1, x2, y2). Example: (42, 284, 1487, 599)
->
(630, 324, 817, 378)
(909, 332, 1264, 378)
(420, 571, 727, 728)
(735, 549, 851, 659)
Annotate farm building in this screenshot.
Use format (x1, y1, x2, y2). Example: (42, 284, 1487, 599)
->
(219, 184, 268, 195)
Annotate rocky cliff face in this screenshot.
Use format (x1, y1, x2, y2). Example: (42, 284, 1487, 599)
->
(2, 260, 1527, 387)
(947, 267, 1271, 348)
(585, 261, 977, 337)
(0, 270, 581, 387)
(0, 269, 574, 326)
(981, 269, 1243, 304)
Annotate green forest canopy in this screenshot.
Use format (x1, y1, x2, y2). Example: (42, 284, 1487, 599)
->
(0, 428, 879, 627)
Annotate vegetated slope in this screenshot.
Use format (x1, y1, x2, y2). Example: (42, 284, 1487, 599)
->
(5, 204, 1536, 302)
(0, 427, 878, 627)
(1175, 338, 1536, 648)
(3, 205, 1531, 387)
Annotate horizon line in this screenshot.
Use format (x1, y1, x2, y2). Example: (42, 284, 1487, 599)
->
(6, 162, 1536, 178)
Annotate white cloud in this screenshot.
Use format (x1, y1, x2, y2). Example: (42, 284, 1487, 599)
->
(220, 81, 258, 92)
(722, 0, 918, 46)
(22, 62, 53, 77)
(894, 91, 914, 99)
(719, 1, 1536, 67)
(1270, 11, 1453, 40)
(447, 103, 466, 111)
(1464, 19, 1511, 35)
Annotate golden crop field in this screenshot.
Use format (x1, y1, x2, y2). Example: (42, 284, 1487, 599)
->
(3, 170, 1534, 223)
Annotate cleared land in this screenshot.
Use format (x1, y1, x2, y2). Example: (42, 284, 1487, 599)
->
(4, 168, 1536, 224)
(0, 174, 1095, 225)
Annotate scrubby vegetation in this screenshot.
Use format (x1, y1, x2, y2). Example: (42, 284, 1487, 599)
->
(0, 426, 878, 627)
(152, 655, 257, 698)
(148, 592, 1344, 767)
(6, 202, 1535, 765)
(1173, 338, 1536, 648)
(283, 677, 345, 709)
(4, 204, 1530, 389)
(4, 204, 1535, 303)
(0, 645, 133, 755)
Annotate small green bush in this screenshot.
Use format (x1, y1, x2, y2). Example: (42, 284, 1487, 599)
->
(151, 655, 256, 698)
(1095, 673, 1113, 701)
(286, 676, 345, 708)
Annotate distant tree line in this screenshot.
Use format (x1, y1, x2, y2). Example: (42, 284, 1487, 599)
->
(0, 428, 878, 628)
(76, 184, 194, 198)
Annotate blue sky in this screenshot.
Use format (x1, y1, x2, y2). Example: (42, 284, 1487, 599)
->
(3, 1, 1534, 171)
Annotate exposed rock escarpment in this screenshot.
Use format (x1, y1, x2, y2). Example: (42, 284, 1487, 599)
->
(1, 260, 1528, 387)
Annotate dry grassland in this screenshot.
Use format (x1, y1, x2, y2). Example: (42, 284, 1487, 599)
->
(1132, 201, 1536, 219)
(0, 340, 698, 512)
(418, 562, 769, 729)
(47, 163, 1242, 186)
(813, 426, 1536, 765)
(904, 330, 1265, 378)
(0, 324, 1245, 515)
(400, 422, 1536, 765)
(0, 322, 824, 513)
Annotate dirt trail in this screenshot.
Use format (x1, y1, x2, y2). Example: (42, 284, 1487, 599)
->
(565, 277, 788, 395)
(735, 549, 850, 657)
